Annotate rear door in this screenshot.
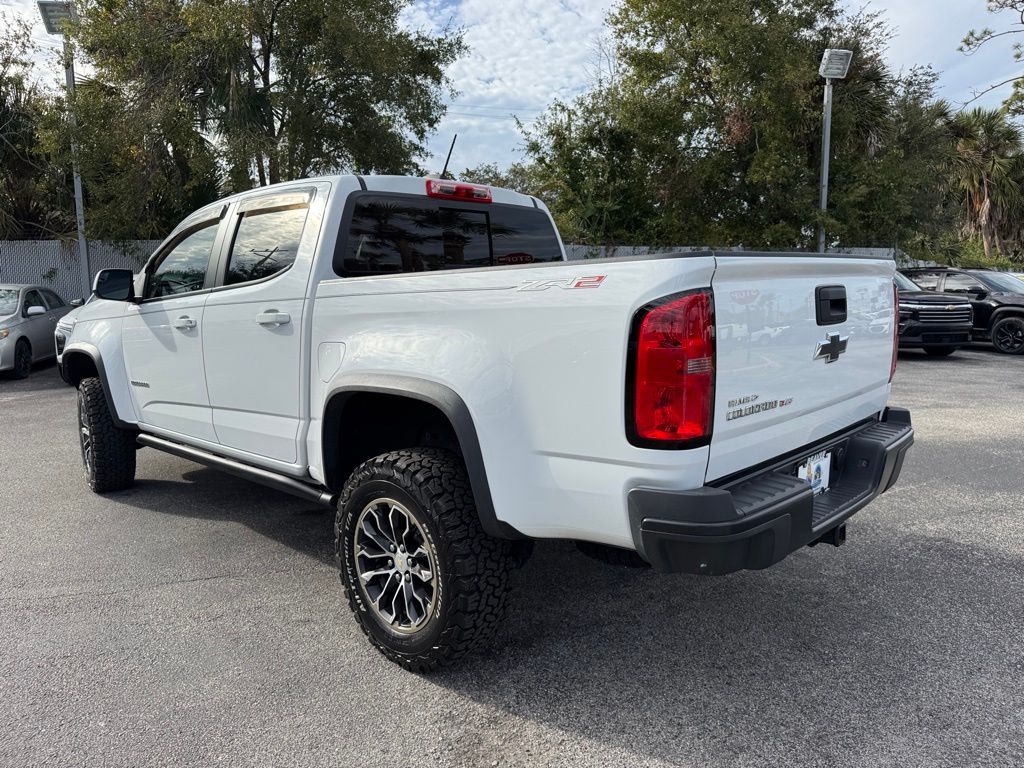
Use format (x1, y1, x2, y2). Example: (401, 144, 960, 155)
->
(202, 188, 319, 465)
(707, 254, 895, 481)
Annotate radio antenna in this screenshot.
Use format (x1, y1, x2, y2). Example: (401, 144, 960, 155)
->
(441, 134, 458, 179)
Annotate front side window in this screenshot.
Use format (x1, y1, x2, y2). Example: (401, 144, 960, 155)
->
(942, 273, 984, 293)
(147, 224, 218, 298)
(225, 204, 310, 285)
(23, 290, 46, 315)
(339, 195, 562, 277)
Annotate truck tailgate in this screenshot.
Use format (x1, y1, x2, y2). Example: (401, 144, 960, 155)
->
(707, 255, 895, 482)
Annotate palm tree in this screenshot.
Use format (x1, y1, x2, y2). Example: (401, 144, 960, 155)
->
(948, 108, 1023, 258)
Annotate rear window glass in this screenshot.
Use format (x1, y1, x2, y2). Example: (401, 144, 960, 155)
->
(337, 195, 561, 277)
(908, 272, 941, 289)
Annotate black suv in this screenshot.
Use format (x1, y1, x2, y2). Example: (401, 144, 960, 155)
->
(901, 267, 1024, 354)
(894, 272, 973, 356)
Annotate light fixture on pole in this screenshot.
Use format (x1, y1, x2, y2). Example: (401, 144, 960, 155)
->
(38, 0, 91, 300)
(817, 48, 853, 253)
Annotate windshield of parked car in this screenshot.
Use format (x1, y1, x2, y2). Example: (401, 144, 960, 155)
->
(0, 288, 19, 316)
(894, 273, 919, 292)
(975, 272, 1024, 293)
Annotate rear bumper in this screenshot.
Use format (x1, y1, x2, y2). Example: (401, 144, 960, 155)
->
(628, 407, 914, 574)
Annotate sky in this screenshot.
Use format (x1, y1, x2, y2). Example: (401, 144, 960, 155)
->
(4, 0, 1023, 173)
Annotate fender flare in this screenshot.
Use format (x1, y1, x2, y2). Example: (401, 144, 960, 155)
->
(322, 373, 523, 540)
(60, 343, 136, 431)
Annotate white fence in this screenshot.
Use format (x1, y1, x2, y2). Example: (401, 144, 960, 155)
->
(0, 240, 161, 302)
(0, 240, 905, 301)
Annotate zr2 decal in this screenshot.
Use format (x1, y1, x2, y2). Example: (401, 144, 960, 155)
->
(517, 275, 606, 291)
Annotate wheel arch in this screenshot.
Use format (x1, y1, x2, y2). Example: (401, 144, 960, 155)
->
(60, 343, 136, 431)
(989, 306, 1024, 329)
(321, 374, 522, 540)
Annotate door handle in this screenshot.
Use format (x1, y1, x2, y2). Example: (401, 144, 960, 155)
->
(172, 316, 197, 330)
(256, 310, 291, 326)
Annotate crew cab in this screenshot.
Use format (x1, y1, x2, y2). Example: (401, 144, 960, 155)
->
(901, 267, 1024, 354)
(58, 176, 914, 670)
(894, 272, 973, 356)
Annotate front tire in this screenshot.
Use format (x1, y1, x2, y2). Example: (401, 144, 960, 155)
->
(991, 316, 1024, 355)
(336, 448, 513, 672)
(78, 377, 137, 492)
(11, 340, 32, 379)
(924, 346, 958, 357)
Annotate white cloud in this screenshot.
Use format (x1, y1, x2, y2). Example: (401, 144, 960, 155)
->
(403, 0, 614, 172)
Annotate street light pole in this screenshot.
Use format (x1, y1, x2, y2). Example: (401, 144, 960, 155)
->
(38, 1, 91, 300)
(816, 49, 853, 254)
(817, 78, 833, 254)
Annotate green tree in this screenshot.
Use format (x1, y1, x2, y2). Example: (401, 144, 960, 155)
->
(73, 0, 466, 189)
(948, 107, 1023, 259)
(0, 16, 69, 239)
(520, 1, 958, 253)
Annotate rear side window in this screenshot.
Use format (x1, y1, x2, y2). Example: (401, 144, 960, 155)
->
(40, 289, 65, 308)
(338, 194, 561, 277)
(909, 272, 941, 290)
(225, 195, 311, 286)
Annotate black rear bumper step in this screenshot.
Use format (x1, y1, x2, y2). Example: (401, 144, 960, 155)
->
(136, 434, 336, 507)
(628, 407, 914, 574)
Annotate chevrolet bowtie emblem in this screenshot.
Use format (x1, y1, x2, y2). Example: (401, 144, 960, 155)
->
(814, 333, 849, 363)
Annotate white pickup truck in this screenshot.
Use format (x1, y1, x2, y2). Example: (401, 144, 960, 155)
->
(57, 175, 914, 670)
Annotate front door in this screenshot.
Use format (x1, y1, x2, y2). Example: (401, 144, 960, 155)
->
(122, 221, 221, 442)
(202, 189, 316, 464)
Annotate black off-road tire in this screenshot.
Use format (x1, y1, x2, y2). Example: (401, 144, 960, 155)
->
(923, 346, 957, 357)
(336, 448, 514, 672)
(11, 339, 32, 379)
(576, 540, 650, 568)
(78, 377, 136, 492)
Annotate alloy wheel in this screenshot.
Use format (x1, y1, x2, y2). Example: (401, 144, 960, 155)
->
(994, 318, 1024, 353)
(353, 498, 437, 634)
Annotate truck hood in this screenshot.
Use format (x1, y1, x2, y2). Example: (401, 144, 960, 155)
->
(898, 290, 970, 305)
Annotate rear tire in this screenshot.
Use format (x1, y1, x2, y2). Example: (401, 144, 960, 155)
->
(78, 377, 137, 492)
(991, 316, 1024, 355)
(336, 448, 514, 672)
(11, 340, 31, 379)
(924, 346, 957, 357)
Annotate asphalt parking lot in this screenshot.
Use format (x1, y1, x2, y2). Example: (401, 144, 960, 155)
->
(2, 347, 1023, 768)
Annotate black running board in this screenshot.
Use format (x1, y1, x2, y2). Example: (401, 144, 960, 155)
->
(136, 434, 336, 507)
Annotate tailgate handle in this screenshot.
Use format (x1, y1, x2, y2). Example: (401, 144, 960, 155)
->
(816, 285, 847, 326)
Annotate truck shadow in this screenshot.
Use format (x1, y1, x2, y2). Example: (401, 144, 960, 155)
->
(431, 532, 1022, 766)
(118, 460, 1020, 766)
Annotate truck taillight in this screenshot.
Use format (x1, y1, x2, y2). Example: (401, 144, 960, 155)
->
(890, 282, 899, 382)
(425, 179, 492, 203)
(627, 289, 715, 448)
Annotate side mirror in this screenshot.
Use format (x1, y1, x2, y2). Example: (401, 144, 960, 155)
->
(25, 305, 46, 317)
(967, 286, 987, 298)
(70, 298, 85, 307)
(93, 269, 135, 301)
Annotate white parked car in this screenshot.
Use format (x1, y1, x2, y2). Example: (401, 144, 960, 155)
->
(57, 176, 914, 670)
(0, 284, 74, 379)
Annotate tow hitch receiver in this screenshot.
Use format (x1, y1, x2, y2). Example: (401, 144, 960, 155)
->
(810, 524, 847, 548)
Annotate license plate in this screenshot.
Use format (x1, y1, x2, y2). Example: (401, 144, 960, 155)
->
(796, 450, 831, 495)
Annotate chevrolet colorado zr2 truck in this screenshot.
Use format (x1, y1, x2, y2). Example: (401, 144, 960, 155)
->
(57, 176, 914, 670)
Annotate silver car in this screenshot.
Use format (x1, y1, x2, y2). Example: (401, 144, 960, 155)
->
(0, 284, 74, 379)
